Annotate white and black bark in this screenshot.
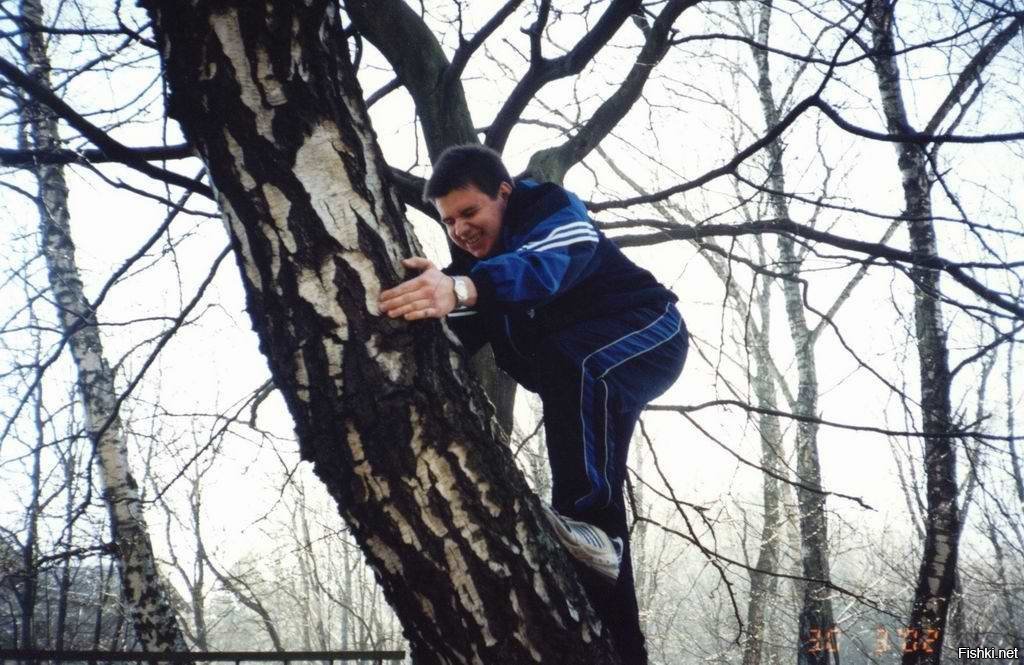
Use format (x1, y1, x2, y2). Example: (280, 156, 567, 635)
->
(18, 0, 189, 652)
(55, 442, 79, 651)
(746, 5, 837, 661)
(869, 4, 960, 663)
(741, 270, 785, 665)
(741, 268, 786, 663)
(142, 3, 618, 663)
(17, 381, 44, 651)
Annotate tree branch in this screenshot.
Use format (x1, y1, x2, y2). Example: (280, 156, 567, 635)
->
(443, 0, 524, 90)
(387, 167, 433, 218)
(0, 142, 192, 166)
(667, 9, 1023, 69)
(924, 12, 1024, 136)
(344, 0, 477, 158)
(365, 77, 401, 108)
(814, 97, 1024, 144)
(0, 55, 211, 197)
(527, 0, 697, 183)
(647, 401, 1010, 442)
(590, 92, 1023, 215)
(588, 92, 823, 211)
(485, 0, 642, 152)
(608, 217, 1024, 319)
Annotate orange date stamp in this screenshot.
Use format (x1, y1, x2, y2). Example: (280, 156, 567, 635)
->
(874, 627, 940, 655)
(800, 626, 944, 656)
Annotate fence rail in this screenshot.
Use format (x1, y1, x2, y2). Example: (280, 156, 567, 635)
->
(0, 651, 405, 665)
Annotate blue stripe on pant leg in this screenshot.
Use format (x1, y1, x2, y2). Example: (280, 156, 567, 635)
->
(574, 304, 682, 510)
(576, 368, 607, 509)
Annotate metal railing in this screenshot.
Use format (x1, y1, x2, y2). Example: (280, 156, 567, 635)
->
(0, 651, 405, 665)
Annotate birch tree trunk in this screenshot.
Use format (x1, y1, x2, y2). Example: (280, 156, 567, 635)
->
(18, 381, 43, 652)
(55, 445, 77, 651)
(741, 271, 784, 665)
(747, 5, 837, 662)
(141, 3, 617, 662)
(18, 0, 189, 652)
(869, 4, 960, 663)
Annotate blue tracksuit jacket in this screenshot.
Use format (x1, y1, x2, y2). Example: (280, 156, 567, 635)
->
(443, 179, 677, 390)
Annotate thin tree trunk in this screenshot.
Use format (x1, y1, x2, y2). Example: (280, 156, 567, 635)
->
(1007, 343, 1023, 505)
(18, 0, 189, 652)
(630, 437, 650, 619)
(141, 3, 618, 662)
(19, 379, 43, 654)
(747, 5, 837, 661)
(188, 491, 209, 651)
(201, 553, 284, 651)
(341, 541, 352, 651)
(91, 558, 114, 650)
(297, 502, 327, 651)
(741, 269, 785, 665)
(869, 4, 960, 663)
(55, 445, 76, 651)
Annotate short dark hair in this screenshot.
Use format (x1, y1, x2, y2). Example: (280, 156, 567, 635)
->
(423, 144, 513, 202)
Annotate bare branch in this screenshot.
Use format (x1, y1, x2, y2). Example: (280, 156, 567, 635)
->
(345, 0, 477, 158)
(365, 78, 401, 108)
(924, 12, 1024, 136)
(608, 217, 1024, 320)
(443, 0, 524, 89)
(0, 142, 192, 166)
(0, 55, 211, 197)
(485, 0, 642, 152)
(647, 401, 1009, 442)
(527, 0, 697, 183)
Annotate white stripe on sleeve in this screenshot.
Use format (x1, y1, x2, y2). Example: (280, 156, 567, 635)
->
(519, 221, 593, 251)
(529, 231, 599, 253)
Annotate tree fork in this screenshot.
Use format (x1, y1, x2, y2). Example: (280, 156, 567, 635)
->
(141, 3, 618, 663)
(344, 0, 518, 438)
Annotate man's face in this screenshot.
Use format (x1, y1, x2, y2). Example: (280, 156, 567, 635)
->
(434, 181, 512, 259)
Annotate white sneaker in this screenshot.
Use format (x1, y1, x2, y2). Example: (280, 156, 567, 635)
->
(541, 505, 623, 582)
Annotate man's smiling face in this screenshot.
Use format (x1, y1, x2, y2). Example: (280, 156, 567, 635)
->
(434, 181, 512, 259)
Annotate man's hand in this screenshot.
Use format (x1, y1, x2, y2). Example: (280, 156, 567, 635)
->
(378, 257, 457, 320)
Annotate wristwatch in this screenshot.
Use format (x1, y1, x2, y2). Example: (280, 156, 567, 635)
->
(451, 275, 471, 308)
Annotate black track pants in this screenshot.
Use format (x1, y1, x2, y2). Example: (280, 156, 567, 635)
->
(535, 302, 688, 664)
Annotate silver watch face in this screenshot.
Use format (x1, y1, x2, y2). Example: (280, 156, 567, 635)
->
(453, 277, 469, 305)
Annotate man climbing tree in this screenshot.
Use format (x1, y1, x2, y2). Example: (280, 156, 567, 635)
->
(379, 145, 688, 663)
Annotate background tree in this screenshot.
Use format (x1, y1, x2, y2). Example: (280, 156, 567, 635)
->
(15, 0, 190, 650)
